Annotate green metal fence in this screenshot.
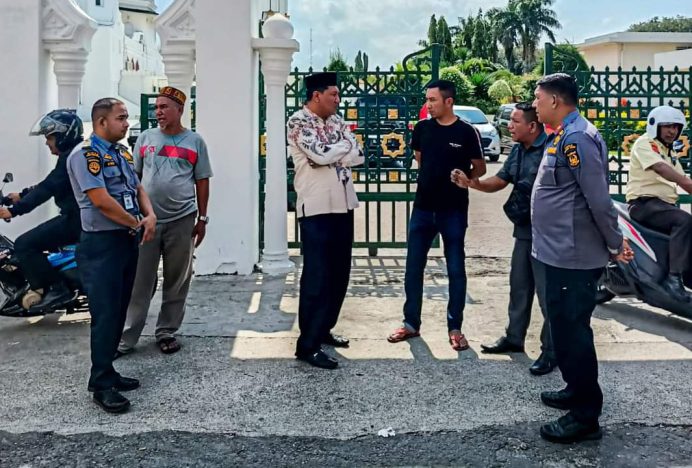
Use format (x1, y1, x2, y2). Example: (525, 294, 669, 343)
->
(259, 45, 443, 254)
(545, 43, 692, 203)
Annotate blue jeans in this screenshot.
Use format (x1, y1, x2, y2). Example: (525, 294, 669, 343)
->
(403, 207, 468, 332)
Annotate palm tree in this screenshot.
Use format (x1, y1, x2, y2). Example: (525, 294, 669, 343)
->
(487, 5, 522, 72)
(513, 0, 561, 71)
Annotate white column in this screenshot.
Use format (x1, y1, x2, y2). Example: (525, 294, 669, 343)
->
(156, 0, 196, 127)
(195, 0, 258, 275)
(42, 0, 97, 110)
(253, 14, 299, 275)
(51, 49, 90, 108)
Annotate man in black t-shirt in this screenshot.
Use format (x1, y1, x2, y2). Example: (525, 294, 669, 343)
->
(387, 80, 486, 351)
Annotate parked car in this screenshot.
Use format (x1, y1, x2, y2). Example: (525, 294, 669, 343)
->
(453, 105, 501, 162)
(493, 103, 516, 155)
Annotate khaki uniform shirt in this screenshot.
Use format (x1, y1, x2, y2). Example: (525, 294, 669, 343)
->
(626, 135, 684, 205)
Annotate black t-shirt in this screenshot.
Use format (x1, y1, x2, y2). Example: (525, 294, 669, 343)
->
(411, 118, 483, 211)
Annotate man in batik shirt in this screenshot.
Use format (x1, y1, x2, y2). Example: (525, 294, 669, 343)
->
(286, 72, 364, 369)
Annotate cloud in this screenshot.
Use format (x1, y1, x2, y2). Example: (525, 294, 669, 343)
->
(290, 0, 508, 69)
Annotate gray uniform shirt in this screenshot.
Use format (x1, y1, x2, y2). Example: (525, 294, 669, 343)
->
(134, 128, 213, 223)
(531, 111, 622, 269)
(496, 131, 547, 240)
(67, 134, 141, 232)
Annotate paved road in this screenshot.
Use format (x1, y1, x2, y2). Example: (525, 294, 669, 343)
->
(1, 165, 691, 466)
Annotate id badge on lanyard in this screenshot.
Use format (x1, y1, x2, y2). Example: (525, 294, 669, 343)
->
(123, 193, 135, 211)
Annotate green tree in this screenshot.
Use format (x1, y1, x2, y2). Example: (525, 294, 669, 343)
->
(514, 0, 561, 71)
(440, 66, 474, 103)
(363, 52, 369, 72)
(488, 79, 515, 103)
(628, 16, 692, 32)
(534, 43, 589, 74)
(437, 16, 455, 64)
(419, 14, 439, 48)
(327, 48, 349, 72)
(488, 5, 522, 72)
(354, 50, 364, 72)
(470, 10, 496, 62)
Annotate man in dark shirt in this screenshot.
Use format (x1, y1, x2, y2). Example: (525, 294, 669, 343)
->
(387, 79, 486, 351)
(456, 103, 555, 375)
(0, 109, 84, 312)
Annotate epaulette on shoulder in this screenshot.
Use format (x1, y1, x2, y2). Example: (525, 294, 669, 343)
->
(81, 141, 99, 159)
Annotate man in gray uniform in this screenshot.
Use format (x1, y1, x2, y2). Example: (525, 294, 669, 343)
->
(531, 74, 633, 443)
(67, 98, 156, 413)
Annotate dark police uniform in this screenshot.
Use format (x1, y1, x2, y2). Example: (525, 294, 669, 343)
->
(495, 131, 553, 358)
(10, 145, 81, 291)
(67, 134, 141, 391)
(531, 110, 622, 424)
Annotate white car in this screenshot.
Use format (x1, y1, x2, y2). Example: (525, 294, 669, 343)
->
(453, 105, 501, 162)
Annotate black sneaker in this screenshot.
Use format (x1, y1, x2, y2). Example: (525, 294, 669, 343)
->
(29, 283, 75, 312)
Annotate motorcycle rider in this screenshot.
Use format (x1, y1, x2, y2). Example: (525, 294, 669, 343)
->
(626, 105, 692, 302)
(0, 109, 83, 311)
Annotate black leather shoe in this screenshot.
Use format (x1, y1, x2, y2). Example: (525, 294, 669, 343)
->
(296, 349, 338, 369)
(322, 333, 350, 348)
(88, 376, 140, 393)
(29, 283, 75, 313)
(540, 413, 602, 443)
(92, 389, 130, 414)
(541, 388, 576, 410)
(480, 336, 524, 354)
(663, 274, 692, 303)
(530, 353, 556, 376)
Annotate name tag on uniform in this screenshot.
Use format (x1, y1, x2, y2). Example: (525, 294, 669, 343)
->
(123, 193, 135, 211)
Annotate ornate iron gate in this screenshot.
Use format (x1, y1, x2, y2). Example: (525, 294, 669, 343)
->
(545, 43, 692, 203)
(259, 45, 442, 254)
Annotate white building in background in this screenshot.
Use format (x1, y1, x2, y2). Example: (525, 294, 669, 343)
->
(74, 0, 166, 120)
(576, 32, 692, 71)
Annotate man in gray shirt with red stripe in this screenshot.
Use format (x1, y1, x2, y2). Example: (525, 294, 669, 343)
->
(118, 86, 213, 356)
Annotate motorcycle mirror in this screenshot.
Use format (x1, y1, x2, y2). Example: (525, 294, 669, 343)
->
(2, 173, 12, 183)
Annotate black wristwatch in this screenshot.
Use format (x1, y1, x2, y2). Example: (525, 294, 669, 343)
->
(198, 215, 210, 224)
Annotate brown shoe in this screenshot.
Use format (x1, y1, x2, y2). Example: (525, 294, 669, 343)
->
(387, 326, 420, 343)
(449, 330, 469, 351)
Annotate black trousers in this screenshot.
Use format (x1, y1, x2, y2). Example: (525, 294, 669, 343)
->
(77, 230, 139, 391)
(505, 239, 554, 359)
(14, 214, 81, 290)
(534, 260, 604, 424)
(629, 197, 692, 275)
(296, 211, 354, 355)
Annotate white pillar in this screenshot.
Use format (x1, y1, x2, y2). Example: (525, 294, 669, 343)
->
(156, 0, 196, 128)
(42, 0, 97, 110)
(253, 14, 299, 275)
(195, 0, 258, 275)
(51, 49, 90, 108)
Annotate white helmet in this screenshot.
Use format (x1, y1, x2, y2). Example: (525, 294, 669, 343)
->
(646, 105, 687, 140)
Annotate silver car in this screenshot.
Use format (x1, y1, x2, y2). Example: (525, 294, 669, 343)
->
(453, 105, 501, 162)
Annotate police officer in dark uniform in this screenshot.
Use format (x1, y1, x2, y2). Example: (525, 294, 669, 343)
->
(0, 110, 83, 312)
(531, 74, 634, 443)
(67, 98, 156, 413)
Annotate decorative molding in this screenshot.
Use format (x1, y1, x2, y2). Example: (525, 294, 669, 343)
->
(156, 0, 196, 48)
(41, 0, 97, 53)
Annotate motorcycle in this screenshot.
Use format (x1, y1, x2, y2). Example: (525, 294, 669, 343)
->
(0, 172, 87, 317)
(597, 199, 692, 320)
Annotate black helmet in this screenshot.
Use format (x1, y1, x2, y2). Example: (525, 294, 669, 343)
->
(29, 109, 84, 152)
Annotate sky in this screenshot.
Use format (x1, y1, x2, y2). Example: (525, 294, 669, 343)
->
(156, 0, 692, 69)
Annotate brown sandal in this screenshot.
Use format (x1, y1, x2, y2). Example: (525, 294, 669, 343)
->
(158, 337, 181, 354)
